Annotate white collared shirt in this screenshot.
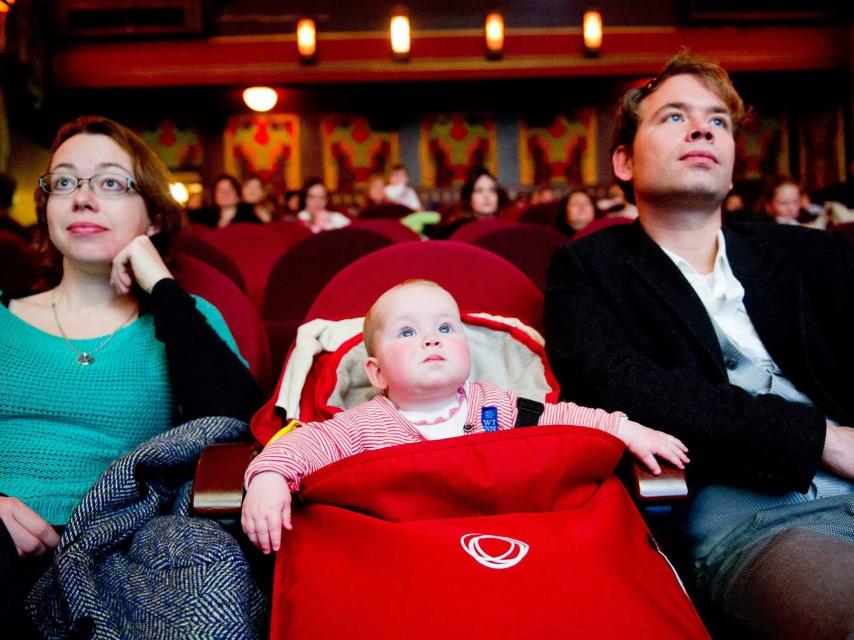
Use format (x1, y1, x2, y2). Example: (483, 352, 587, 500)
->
(659, 230, 812, 405)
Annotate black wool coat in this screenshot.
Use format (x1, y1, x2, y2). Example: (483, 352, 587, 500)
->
(544, 220, 854, 493)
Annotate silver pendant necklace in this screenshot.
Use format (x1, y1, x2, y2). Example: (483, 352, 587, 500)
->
(51, 291, 138, 366)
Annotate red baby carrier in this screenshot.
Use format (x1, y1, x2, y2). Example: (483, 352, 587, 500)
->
(251, 242, 708, 639)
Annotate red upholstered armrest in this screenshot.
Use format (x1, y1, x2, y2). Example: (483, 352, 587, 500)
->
(632, 462, 688, 503)
(191, 441, 261, 517)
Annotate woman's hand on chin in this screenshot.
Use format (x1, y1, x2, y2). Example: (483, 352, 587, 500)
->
(110, 234, 174, 295)
(0, 497, 60, 557)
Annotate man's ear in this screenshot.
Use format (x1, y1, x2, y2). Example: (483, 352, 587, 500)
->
(364, 356, 388, 392)
(612, 145, 634, 182)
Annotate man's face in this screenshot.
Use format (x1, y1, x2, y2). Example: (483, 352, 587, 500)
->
(365, 283, 471, 410)
(613, 74, 735, 210)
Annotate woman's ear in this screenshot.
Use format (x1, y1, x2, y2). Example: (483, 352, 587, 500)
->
(364, 356, 388, 392)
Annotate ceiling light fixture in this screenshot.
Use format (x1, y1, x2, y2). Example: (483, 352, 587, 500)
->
(297, 18, 317, 63)
(484, 12, 504, 60)
(390, 5, 411, 61)
(243, 87, 278, 112)
(582, 6, 603, 57)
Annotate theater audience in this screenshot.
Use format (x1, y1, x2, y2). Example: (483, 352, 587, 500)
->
(364, 172, 389, 208)
(545, 53, 854, 639)
(0, 116, 259, 634)
(554, 188, 596, 238)
(297, 178, 350, 233)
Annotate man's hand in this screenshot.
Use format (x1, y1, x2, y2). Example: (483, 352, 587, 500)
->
(110, 235, 173, 295)
(241, 472, 292, 554)
(617, 419, 690, 475)
(0, 497, 60, 557)
(821, 424, 854, 481)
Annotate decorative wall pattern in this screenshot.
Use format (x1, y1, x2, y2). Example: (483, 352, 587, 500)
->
(799, 108, 846, 191)
(223, 114, 300, 193)
(320, 116, 399, 192)
(519, 110, 597, 186)
(419, 113, 497, 188)
(734, 114, 789, 183)
(139, 120, 203, 171)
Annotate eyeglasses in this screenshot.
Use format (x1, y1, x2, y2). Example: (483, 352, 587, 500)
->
(39, 173, 140, 198)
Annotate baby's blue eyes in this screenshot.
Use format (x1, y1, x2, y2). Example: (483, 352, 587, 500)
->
(397, 323, 453, 338)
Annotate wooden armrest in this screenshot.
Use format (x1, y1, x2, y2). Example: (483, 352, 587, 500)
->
(632, 461, 688, 503)
(191, 441, 261, 517)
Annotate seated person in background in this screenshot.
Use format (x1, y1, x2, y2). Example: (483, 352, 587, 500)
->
(722, 189, 767, 225)
(383, 164, 422, 211)
(240, 174, 276, 223)
(554, 188, 597, 238)
(0, 115, 259, 631)
(758, 175, 806, 225)
(0, 173, 30, 240)
(296, 178, 350, 233)
(596, 182, 638, 219)
(241, 279, 689, 554)
(281, 189, 302, 220)
(545, 52, 854, 639)
(188, 173, 258, 228)
(363, 172, 389, 209)
(427, 168, 509, 238)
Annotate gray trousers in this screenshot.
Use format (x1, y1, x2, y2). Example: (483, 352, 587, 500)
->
(685, 472, 854, 639)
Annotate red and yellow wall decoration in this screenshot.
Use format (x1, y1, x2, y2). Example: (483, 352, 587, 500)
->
(734, 114, 789, 183)
(519, 110, 597, 186)
(224, 114, 300, 193)
(419, 113, 497, 188)
(139, 120, 203, 171)
(320, 116, 399, 193)
(798, 108, 845, 191)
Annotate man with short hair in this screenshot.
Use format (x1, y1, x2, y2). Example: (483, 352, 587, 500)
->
(544, 53, 854, 638)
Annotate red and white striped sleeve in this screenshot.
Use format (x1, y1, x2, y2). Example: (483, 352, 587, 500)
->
(244, 412, 361, 492)
(538, 400, 626, 435)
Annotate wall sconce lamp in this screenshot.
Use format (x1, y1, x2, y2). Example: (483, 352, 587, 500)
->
(484, 12, 504, 60)
(243, 87, 278, 112)
(582, 6, 603, 57)
(0, 0, 12, 13)
(296, 18, 317, 64)
(390, 5, 411, 61)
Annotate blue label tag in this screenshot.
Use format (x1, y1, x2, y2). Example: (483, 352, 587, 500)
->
(481, 406, 498, 432)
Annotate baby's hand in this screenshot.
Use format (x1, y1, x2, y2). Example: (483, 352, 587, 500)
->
(617, 419, 690, 475)
(241, 472, 292, 554)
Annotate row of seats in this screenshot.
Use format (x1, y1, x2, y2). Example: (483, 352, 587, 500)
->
(175, 219, 582, 378)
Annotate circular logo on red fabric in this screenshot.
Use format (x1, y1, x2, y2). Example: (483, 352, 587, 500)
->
(460, 533, 529, 569)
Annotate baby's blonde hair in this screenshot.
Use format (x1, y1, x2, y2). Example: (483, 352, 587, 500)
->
(362, 279, 448, 357)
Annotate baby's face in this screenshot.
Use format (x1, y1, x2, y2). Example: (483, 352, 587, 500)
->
(367, 284, 471, 409)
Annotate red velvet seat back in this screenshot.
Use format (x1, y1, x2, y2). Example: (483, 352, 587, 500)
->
(358, 203, 414, 219)
(304, 241, 543, 332)
(472, 223, 569, 291)
(173, 233, 246, 292)
(348, 219, 421, 243)
(447, 217, 516, 243)
(261, 227, 396, 374)
(519, 201, 562, 226)
(173, 254, 272, 393)
(197, 222, 311, 309)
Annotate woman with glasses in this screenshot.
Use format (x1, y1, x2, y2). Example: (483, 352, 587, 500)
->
(0, 116, 259, 633)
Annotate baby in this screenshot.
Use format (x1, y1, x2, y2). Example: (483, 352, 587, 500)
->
(242, 280, 688, 553)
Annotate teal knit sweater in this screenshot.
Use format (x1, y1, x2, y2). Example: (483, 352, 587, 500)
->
(0, 294, 240, 525)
